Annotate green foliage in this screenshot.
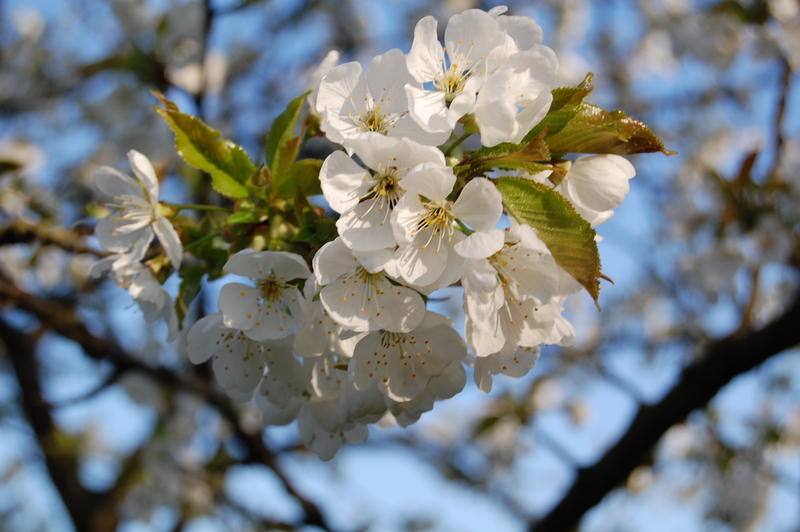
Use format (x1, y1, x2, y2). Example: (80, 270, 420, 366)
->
(279, 159, 323, 197)
(525, 73, 674, 156)
(153, 92, 256, 199)
(455, 133, 552, 179)
(544, 104, 675, 156)
(495, 177, 603, 306)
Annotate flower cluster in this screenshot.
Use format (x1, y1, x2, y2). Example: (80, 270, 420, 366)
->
(91, 6, 647, 459)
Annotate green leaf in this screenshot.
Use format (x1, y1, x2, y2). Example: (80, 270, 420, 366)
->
(495, 177, 603, 306)
(153, 92, 256, 199)
(277, 158, 323, 197)
(522, 72, 674, 156)
(225, 210, 264, 225)
(456, 133, 551, 179)
(265, 91, 309, 169)
(549, 72, 595, 111)
(175, 264, 205, 324)
(544, 103, 676, 156)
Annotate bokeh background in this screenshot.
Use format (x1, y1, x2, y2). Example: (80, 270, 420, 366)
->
(0, 0, 799, 531)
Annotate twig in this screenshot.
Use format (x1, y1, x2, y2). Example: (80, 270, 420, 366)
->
(530, 293, 800, 531)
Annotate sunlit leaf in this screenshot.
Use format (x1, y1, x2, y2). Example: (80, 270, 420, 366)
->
(265, 91, 309, 169)
(153, 92, 255, 199)
(495, 176, 603, 305)
(544, 103, 676, 156)
(456, 133, 551, 179)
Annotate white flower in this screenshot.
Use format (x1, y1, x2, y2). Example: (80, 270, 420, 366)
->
(405, 9, 507, 135)
(392, 172, 503, 287)
(293, 279, 364, 358)
(94, 259, 179, 342)
(93, 150, 183, 268)
(319, 133, 446, 251)
(457, 225, 575, 357)
(313, 238, 426, 333)
(218, 249, 310, 341)
(307, 50, 340, 111)
(473, 345, 540, 393)
(349, 312, 467, 402)
(545, 155, 636, 226)
(298, 397, 368, 460)
(315, 49, 448, 148)
(386, 359, 467, 426)
(186, 313, 268, 401)
(473, 47, 557, 146)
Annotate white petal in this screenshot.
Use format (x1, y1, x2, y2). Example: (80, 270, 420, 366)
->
(395, 241, 449, 287)
(406, 16, 445, 83)
(186, 313, 225, 364)
(454, 229, 505, 259)
(95, 218, 150, 253)
(452, 177, 502, 231)
(498, 15, 543, 50)
(319, 278, 372, 331)
(398, 163, 455, 201)
(319, 150, 370, 213)
(428, 360, 466, 398)
(445, 10, 504, 71)
(405, 84, 451, 135)
(475, 97, 518, 147)
(127, 150, 160, 203)
(225, 249, 310, 281)
(212, 337, 265, 401)
(462, 258, 499, 292)
(336, 200, 396, 252)
(313, 238, 359, 286)
(219, 282, 259, 330)
(567, 155, 636, 213)
(352, 247, 396, 274)
(93, 166, 144, 199)
(373, 282, 426, 333)
(315, 61, 362, 114)
(366, 48, 414, 115)
(152, 216, 183, 268)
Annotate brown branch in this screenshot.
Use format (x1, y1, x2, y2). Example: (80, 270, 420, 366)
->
(531, 293, 800, 531)
(0, 220, 104, 256)
(0, 320, 117, 531)
(0, 277, 334, 531)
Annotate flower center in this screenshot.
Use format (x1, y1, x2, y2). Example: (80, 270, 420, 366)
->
(434, 64, 469, 104)
(358, 107, 389, 134)
(413, 201, 455, 252)
(367, 167, 402, 205)
(257, 275, 284, 303)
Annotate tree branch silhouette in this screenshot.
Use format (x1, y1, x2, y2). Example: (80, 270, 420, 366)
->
(531, 293, 800, 532)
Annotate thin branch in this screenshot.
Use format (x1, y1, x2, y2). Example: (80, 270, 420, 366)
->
(0, 220, 103, 256)
(0, 277, 335, 531)
(0, 320, 116, 531)
(530, 293, 800, 531)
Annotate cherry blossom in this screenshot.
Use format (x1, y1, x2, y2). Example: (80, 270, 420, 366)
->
(93, 150, 182, 268)
(218, 249, 310, 341)
(315, 49, 448, 148)
(319, 133, 446, 251)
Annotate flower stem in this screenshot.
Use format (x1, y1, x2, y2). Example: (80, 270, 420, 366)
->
(443, 132, 471, 157)
(184, 231, 220, 251)
(166, 202, 231, 213)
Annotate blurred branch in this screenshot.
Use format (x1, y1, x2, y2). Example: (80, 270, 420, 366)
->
(766, 55, 791, 184)
(0, 277, 335, 531)
(532, 293, 800, 532)
(0, 220, 103, 256)
(0, 320, 117, 531)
